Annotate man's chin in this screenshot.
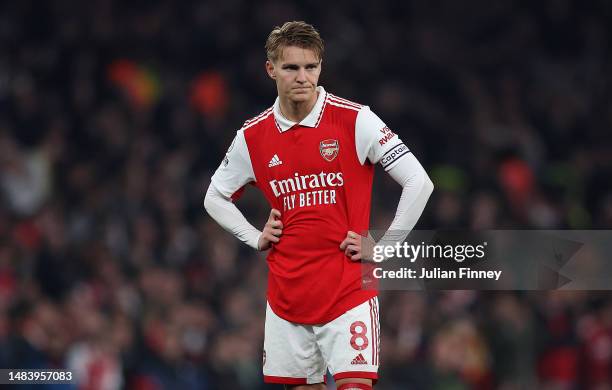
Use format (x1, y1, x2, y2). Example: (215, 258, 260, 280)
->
(289, 92, 314, 103)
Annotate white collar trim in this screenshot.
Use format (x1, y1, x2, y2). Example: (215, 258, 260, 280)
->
(273, 86, 327, 132)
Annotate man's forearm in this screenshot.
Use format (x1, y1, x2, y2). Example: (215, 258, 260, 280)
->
(204, 184, 262, 250)
(377, 154, 434, 248)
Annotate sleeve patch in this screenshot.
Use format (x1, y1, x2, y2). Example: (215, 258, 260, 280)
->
(380, 143, 410, 169)
(378, 126, 397, 146)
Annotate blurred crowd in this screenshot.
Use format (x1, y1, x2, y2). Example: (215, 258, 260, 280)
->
(1, 0, 612, 389)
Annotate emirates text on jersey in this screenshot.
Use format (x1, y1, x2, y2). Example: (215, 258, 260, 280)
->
(269, 171, 343, 211)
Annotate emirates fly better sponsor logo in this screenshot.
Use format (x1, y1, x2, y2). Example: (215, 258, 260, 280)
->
(269, 171, 344, 211)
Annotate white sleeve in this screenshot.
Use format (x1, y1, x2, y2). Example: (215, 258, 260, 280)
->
(210, 129, 255, 198)
(355, 106, 409, 170)
(375, 152, 434, 255)
(204, 183, 262, 250)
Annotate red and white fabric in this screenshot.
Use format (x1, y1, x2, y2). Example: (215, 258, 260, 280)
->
(263, 297, 380, 385)
(210, 87, 407, 324)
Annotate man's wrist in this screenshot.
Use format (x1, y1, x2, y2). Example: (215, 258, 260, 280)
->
(248, 231, 263, 251)
(257, 232, 263, 250)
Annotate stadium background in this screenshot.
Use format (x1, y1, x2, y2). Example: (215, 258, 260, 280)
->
(1, 0, 612, 388)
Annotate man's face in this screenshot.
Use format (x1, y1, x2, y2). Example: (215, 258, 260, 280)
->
(266, 46, 321, 104)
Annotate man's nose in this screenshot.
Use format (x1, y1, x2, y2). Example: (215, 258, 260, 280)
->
(296, 68, 307, 82)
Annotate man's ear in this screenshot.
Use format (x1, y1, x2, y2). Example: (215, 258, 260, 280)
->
(266, 60, 276, 80)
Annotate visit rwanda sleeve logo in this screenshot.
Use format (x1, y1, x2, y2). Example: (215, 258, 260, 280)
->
(319, 139, 339, 162)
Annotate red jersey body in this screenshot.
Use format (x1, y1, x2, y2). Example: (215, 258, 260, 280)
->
(245, 95, 375, 324)
(211, 87, 406, 324)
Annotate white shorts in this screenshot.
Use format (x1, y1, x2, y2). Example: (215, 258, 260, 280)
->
(263, 297, 380, 385)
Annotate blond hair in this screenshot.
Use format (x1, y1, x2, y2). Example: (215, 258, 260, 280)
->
(265, 21, 324, 62)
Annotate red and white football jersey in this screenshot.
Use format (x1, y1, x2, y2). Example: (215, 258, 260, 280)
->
(211, 86, 409, 324)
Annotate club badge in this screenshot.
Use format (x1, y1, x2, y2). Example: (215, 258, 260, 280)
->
(319, 139, 339, 162)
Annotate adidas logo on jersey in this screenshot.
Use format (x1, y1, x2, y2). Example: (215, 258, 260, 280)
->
(351, 353, 368, 365)
(268, 154, 283, 167)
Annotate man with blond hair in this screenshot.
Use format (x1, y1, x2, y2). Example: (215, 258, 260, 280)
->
(205, 21, 433, 390)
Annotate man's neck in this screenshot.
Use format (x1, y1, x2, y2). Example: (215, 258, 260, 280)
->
(279, 90, 319, 123)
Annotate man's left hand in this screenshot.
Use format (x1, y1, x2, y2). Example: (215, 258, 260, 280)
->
(340, 231, 375, 262)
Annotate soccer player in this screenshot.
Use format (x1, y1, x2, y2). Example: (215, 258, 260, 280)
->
(204, 21, 433, 390)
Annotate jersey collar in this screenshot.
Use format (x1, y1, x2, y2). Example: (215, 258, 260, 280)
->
(273, 86, 327, 132)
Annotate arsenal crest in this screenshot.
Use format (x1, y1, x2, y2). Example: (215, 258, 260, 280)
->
(319, 139, 339, 162)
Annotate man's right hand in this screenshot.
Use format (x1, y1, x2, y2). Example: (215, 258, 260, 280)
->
(258, 209, 283, 251)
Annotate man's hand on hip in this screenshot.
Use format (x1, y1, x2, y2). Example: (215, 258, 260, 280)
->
(340, 231, 375, 262)
(258, 209, 283, 251)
